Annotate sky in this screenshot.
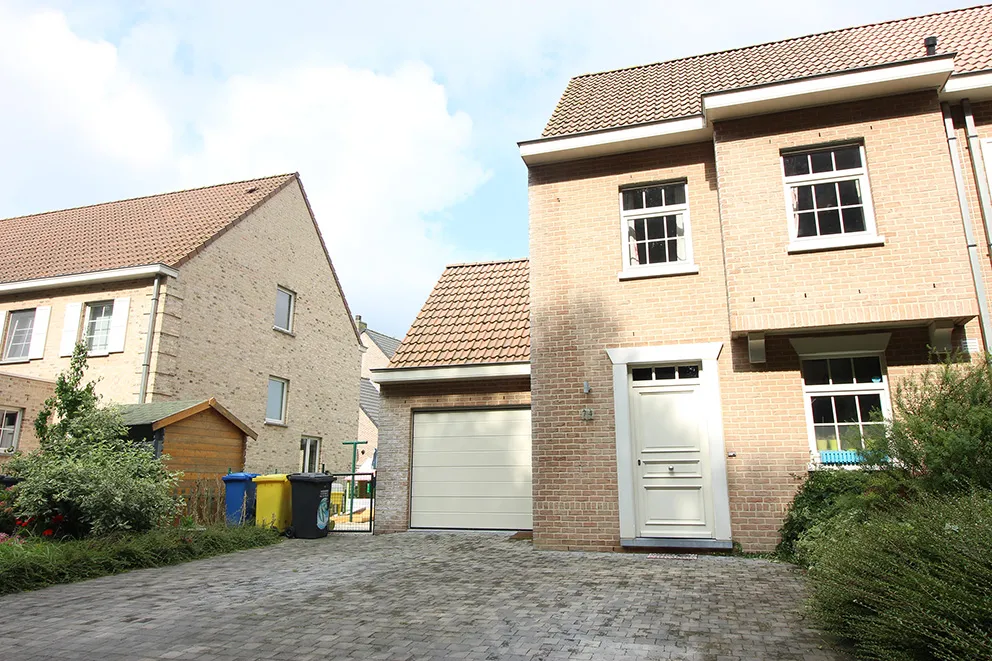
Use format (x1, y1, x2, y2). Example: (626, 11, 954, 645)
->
(0, 0, 975, 337)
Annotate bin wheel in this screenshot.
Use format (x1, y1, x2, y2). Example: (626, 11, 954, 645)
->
(284, 526, 295, 538)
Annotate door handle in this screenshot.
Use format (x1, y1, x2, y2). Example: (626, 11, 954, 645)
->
(637, 459, 641, 466)
(668, 466, 675, 471)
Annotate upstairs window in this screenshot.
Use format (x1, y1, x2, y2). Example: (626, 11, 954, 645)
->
(3, 310, 35, 361)
(83, 301, 114, 354)
(620, 182, 695, 278)
(274, 287, 295, 333)
(782, 144, 877, 248)
(801, 355, 889, 459)
(266, 376, 288, 424)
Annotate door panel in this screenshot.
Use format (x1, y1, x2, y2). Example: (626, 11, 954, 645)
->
(633, 386, 714, 538)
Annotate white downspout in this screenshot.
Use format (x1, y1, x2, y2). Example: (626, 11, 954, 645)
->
(942, 102, 992, 349)
(963, 99, 992, 265)
(138, 275, 163, 403)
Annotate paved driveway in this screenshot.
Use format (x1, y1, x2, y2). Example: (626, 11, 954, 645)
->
(0, 532, 845, 660)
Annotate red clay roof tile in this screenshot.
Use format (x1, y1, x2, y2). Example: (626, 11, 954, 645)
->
(542, 5, 992, 138)
(390, 259, 530, 368)
(0, 174, 296, 283)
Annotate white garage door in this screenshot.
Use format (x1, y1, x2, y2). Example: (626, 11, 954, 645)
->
(411, 408, 532, 530)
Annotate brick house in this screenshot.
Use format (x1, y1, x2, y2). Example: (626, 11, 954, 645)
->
(0, 174, 361, 474)
(355, 316, 401, 458)
(374, 6, 992, 553)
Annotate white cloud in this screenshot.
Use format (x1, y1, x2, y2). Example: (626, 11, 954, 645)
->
(0, 5, 172, 167)
(181, 61, 491, 334)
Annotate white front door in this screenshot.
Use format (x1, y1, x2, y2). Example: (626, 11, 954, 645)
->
(631, 376, 714, 538)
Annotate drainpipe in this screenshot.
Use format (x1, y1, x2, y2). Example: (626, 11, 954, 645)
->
(942, 102, 992, 348)
(138, 275, 163, 403)
(963, 99, 992, 264)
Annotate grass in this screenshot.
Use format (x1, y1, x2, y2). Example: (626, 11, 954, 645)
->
(0, 524, 281, 596)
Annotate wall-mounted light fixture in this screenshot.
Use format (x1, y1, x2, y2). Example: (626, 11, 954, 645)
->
(583, 381, 591, 394)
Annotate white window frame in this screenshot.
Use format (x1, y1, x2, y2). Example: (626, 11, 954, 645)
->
(630, 362, 703, 386)
(265, 376, 289, 425)
(0, 408, 23, 453)
(618, 181, 698, 280)
(274, 286, 296, 334)
(799, 352, 892, 462)
(2, 309, 35, 362)
(301, 436, 321, 472)
(82, 300, 115, 356)
(781, 143, 884, 254)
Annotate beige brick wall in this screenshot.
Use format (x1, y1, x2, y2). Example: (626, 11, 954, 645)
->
(715, 91, 978, 333)
(527, 95, 981, 552)
(0, 280, 159, 404)
(160, 180, 361, 475)
(360, 332, 391, 379)
(357, 407, 378, 453)
(0, 372, 54, 464)
(375, 377, 531, 534)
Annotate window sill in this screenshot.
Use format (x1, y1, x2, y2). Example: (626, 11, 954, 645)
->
(264, 420, 288, 428)
(617, 263, 700, 281)
(273, 326, 295, 337)
(787, 234, 885, 254)
(0, 358, 31, 366)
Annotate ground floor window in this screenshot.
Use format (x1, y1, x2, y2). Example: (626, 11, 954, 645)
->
(0, 408, 22, 452)
(301, 436, 321, 472)
(801, 354, 889, 461)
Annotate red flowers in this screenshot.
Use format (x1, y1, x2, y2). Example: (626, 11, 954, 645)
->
(52, 514, 65, 524)
(42, 529, 53, 537)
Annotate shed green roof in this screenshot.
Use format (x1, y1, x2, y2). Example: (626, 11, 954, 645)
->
(118, 400, 208, 426)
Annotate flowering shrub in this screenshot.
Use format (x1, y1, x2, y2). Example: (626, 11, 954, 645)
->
(6, 344, 181, 537)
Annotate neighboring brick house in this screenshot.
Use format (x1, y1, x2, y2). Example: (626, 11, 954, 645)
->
(355, 316, 400, 459)
(375, 6, 992, 553)
(0, 373, 54, 462)
(0, 174, 361, 474)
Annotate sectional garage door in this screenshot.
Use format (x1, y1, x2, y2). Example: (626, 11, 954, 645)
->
(411, 408, 532, 530)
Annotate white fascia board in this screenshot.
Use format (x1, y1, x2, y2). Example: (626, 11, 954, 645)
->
(702, 56, 956, 122)
(0, 264, 179, 295)
(941, 70, 992, 102)
(371, 362, 530, 384)
(518, 115, 712, 166)
(606, 342, 724, 365)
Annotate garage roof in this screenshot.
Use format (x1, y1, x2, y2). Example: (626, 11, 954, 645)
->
(389, 258, 529, 368)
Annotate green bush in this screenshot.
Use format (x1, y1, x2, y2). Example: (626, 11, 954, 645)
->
(5, 344, 181, 537)
(0, 524, 281, 595)
(776, 468, 917, 563)
(803, 492, 992, 661)
(864, 357, 992, 493)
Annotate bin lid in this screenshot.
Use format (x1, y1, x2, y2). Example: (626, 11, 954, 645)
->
(287, 472, 336, 484)
(222, 472, 261, 482)
(252, 473, 290, 483)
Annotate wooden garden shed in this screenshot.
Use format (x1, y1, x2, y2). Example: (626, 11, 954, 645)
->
(120, 398, 256, 488)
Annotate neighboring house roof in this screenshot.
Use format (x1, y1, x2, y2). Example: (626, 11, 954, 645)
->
(364, 329, 402, 359)
(118, 398, 257, 439)
(0, 174, 296, 284)
(542, 5, 992, 138)
(389, 258, 529, 368)
(359, 378, 381, 427)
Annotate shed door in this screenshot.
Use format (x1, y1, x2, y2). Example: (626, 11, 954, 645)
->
(411, 409, 532, 530)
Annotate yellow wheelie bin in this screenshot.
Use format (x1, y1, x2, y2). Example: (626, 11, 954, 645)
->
(253, 474, 292, 532)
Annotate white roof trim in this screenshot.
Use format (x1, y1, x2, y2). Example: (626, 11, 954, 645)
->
(702, 56, 955, 121)
(789, 332, 891, 357)
(519, 115, 711, 166)
(606, 342, 723, 365)
(0, 264, 179, 295)
(371, 362, 530, 384)
(941, 70, 992, 102)
(520, 56, 957, 165)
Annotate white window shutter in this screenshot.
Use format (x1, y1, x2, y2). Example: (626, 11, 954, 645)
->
(59, 302, 83, 357)
(107, 297, 130, 354)
(27, 306, 51, 360)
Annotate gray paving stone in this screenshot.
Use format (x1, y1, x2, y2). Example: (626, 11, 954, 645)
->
(0, 532, 848, 660)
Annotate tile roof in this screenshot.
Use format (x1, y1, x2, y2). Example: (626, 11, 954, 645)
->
(359, 378, 381, 427)
(364, 329, 402, 359)
(389, 258, 529, 368)
(0, 174, 296, 283)
(542, 5, 992, 137)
